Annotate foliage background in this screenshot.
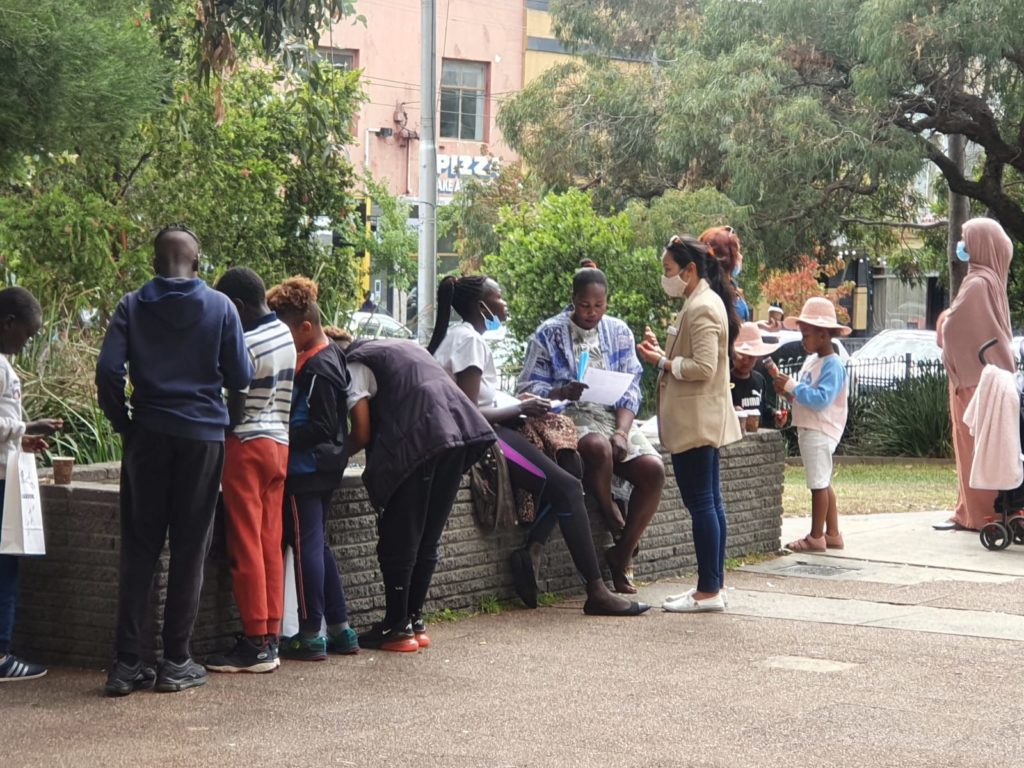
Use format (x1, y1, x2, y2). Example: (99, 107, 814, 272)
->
(0, 0, 393, 462)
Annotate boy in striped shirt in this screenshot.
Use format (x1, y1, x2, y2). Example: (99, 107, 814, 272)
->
(208, 268, 296, 673)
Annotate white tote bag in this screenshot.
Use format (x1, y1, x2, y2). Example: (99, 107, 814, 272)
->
(0, 449, 45, 556)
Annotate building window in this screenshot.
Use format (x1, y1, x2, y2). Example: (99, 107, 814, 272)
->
(318, 47, 357, 71)
(440, 60, 487, 141)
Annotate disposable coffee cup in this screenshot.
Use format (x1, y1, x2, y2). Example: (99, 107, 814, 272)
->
(745, 414, 760, 432)
(52, 456, 74, 485)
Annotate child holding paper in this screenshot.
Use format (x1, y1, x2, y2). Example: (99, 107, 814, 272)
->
(516, 267, 664, 594)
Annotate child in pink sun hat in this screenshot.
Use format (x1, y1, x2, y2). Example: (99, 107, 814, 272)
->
(731, 322, 781, 429)
(771, 297, 850, 552)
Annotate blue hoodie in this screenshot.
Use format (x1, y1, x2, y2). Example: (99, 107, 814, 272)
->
(96, 276, 253, 441)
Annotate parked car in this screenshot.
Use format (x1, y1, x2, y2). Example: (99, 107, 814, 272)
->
(346, 311, 414, 340)
(847, 329, 942, 390)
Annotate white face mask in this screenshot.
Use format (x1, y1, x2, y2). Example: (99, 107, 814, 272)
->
(661, 273, 689, 298)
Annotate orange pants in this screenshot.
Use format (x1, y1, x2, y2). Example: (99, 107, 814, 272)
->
(949, 384, 999, 531)
(221, 436, 289, 636)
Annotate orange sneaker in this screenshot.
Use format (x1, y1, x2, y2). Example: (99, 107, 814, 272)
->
(410, 614, 430, 649)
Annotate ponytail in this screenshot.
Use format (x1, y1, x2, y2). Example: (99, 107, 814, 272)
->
(426, 274, 491, 354)
(426, 276, 458, 354)
(704, 256, 740, 349)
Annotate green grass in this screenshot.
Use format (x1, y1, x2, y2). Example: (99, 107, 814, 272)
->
(783, 462, 957, 517)
(536, 592, 563, 607)
(724, 551, 779, 570)
(478, 595, 502, 615)
(422, 607, 475, 623)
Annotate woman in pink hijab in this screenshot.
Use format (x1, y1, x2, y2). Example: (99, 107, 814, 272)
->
(937, 217, 1015, 530)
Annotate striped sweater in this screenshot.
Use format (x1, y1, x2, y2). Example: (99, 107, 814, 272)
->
(233, 314, 296, 444)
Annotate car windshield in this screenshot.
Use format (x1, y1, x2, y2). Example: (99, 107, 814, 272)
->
(855, 334, 941, 361)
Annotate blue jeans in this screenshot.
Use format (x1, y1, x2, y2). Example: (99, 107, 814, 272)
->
(0, 479, 16, 653)
(671, 447, 726, 593)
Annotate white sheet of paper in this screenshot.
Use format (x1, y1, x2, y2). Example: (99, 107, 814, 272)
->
(493, 390, 521, 408)
(579, 368, 634, 406)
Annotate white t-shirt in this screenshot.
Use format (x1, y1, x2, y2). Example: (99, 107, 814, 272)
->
(433, 322, 497, 407)
(345, 361, 378, 409)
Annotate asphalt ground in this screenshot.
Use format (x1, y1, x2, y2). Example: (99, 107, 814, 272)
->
(4, 511, 1024, 767)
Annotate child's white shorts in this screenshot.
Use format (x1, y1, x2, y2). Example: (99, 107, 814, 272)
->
(798, 428, 839, 490)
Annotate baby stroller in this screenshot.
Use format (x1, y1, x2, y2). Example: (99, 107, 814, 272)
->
(976, 339, 1024, 550)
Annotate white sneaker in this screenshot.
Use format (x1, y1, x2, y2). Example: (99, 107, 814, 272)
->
(663, 588, 729, 609)
(663, 592, 726, 613)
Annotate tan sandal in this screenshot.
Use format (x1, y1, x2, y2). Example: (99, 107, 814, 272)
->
(785, 535, 826, 552)
(824, 532, 844, 550)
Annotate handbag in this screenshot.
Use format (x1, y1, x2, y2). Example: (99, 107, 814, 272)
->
(469, 443, 516, 530)
(0, 449, 45, 556)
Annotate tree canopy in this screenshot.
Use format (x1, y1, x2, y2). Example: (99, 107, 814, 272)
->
(500, 0, 1024, 259)
(0, 0, 169, 171)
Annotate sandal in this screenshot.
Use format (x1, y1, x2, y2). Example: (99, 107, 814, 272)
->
(785, 535, 826, 552)
(824, 532, 844, 550)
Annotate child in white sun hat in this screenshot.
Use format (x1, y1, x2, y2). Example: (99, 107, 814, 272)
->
(770, 297, 850, 552)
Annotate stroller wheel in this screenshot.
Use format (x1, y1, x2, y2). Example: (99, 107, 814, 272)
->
(980, 522, 1011, 551)
(1010, 517, 1024, 545)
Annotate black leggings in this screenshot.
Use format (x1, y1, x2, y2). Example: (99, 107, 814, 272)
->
(494, 425, 602, 584)
(376, 446, 469, 629)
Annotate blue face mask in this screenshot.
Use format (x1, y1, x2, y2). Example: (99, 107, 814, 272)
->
(956, 240, 970, 262)
(732, 263, 742, 277)
(481, 304, 502, 332)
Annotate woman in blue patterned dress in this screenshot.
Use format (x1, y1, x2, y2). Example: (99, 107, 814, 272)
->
(516, 268, 665, 593)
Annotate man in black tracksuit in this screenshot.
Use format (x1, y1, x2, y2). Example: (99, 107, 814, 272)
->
(96, 226, 252, 695)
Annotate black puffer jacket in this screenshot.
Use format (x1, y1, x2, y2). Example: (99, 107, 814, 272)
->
(286, 343, 349, 494)
(345, 339, 495, 509)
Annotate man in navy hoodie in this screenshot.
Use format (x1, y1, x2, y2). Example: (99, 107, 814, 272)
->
(96, 225, 252, 696)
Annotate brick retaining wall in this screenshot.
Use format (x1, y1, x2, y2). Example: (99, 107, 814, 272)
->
(13, 430, 783, 669)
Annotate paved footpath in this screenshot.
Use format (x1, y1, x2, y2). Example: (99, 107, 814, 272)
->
(5, 510, 1024, 767)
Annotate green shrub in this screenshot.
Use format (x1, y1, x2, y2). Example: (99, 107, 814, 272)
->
(855, 373, 952, 458)
(835, 388, 872, 456)
(17, 297, 121, 466)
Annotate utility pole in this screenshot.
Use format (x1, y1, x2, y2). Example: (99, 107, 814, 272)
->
(947, 133, 969, 300)
(417, 0, 438, 344)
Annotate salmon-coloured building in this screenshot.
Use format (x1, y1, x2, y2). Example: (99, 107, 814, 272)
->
(321, 0, 572, 313)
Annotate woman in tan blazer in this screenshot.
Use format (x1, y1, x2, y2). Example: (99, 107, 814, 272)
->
(637, 235, 742, 613)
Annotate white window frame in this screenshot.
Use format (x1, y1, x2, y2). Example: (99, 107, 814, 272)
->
(440, 60, 487, 141)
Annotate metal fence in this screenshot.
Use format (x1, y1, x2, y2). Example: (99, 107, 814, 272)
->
(776, 355, 949, 400)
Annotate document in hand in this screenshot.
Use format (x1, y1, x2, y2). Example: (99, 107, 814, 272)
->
(578, 368, 633, 406)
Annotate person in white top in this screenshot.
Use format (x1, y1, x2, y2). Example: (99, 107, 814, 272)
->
(429, 275, 648, 617)
(0, 287, 63, 682)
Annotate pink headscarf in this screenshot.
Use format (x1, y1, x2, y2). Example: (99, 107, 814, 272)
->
(940, 218, 1015, 390)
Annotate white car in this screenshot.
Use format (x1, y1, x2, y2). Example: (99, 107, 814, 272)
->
(847, 329, 942, 390)
(346, 311, 414, 340)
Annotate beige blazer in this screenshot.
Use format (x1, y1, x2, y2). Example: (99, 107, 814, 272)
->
(657, 280, 743, 454)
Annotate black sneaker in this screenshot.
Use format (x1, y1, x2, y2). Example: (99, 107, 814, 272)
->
(206, 635, 277, 674)
(357, 621, 419, 652)
(154, 658, 208, 693)
(0, 653, 47, 682)
(104, 659, 156, 697)
(267, 636, 280, 669)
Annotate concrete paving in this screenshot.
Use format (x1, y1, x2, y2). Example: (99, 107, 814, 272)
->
(5, 510, 1024, 767)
